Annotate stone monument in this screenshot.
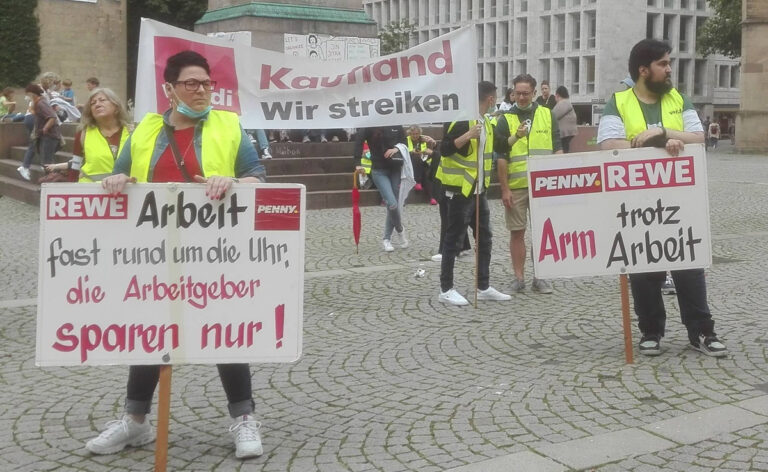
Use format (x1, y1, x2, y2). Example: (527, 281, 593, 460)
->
(194, 0, 378, 53)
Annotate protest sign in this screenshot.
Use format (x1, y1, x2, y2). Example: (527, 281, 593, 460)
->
(36, 183, 304, 367)
(135, 19, 478, 129)
(283, 33, 380, 61)
(529, 144, 712, 279)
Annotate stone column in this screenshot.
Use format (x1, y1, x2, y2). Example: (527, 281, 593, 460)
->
(738, 0, 768, 152)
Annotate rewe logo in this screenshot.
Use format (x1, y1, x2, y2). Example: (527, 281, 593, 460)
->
(604, 156, 694, 192)
(47, 194, 128, 220)
(153, 36, 241, 114)
(254, 189, 302, 231)
(530, 166, 603, 198)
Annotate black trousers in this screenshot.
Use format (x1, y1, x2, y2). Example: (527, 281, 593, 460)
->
(125, 363, 255, 418)
(440, 192, 491, 292)
(437, 186, 473, 255)
(629, 268, 715, 342)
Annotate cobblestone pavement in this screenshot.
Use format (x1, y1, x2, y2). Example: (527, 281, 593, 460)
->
(2, 143, 768, 471)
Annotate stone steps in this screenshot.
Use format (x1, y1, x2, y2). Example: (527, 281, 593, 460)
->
(0, 122, 462, 209)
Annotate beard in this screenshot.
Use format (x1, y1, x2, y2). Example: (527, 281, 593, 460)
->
(646, 76, 673, 95)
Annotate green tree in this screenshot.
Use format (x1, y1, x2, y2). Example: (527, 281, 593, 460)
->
(127, 0, 208, 99)
(378, 20, 416, 55)
(697, 0, 742, 58)
(0, 0, 40, 87)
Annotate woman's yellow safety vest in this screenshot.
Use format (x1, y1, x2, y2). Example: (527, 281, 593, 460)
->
(128, 110, 241, 182)
(613, 87, 685, 139)
(504, 106, 553, 189)
(436, 119, 494, 197)
(79, 126, 129, 182)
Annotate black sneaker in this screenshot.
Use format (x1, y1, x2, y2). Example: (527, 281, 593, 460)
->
(691, 334, 728, 357)
(639, 334, 662, 356)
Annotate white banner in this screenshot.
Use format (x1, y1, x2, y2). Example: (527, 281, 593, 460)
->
(529, 145, 712, 279)
(136, 19, 478, 129)
(36, 183, 305, 366)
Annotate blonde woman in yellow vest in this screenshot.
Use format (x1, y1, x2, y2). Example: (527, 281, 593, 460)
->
(435, 81, 511, 306)
(95, 51, 266, 460)
(496, 74, 562, 295)
(597, 39, 726, 358)
(45, 88, 130, 182)
(406, 124, 438, 205)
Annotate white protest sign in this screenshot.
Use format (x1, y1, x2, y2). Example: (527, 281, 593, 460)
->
(529, 144, 712, 279)
(135, 19, 478, 129)
(283, 33, 380, 61)
(36, 183, 304, 367)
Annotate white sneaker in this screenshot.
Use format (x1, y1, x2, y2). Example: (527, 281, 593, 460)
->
(431, 253, 442, 262)
(85, 415, 155, 455)
(439, 288, 469, 306)
(391, 228, 409, 248)
(262, 148, 273, 159)
(382, 239, 395, 252)
(17, 166, 30, 181)
(477, 286, 512, 301)
(230, 414, 263, 459)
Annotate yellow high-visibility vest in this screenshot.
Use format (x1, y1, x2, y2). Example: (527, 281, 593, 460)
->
(407, 135, 431, 165)
(614, 87, 685, 139)
(436, 119, 494, 197)
(128, 111, 240, 182)
(503, 106, 553, 189)
(79, 126, 129, 182)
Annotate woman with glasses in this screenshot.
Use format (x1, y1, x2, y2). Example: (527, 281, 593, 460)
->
(91, 51, 266, 460)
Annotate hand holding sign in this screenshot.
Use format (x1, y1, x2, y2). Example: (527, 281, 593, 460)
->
(102, 174, 137, 196)
(193, 175, 234, 200)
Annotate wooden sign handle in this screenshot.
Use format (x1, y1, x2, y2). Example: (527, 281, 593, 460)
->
(619, 274, 634, 364)
(154, 365, 172, 472)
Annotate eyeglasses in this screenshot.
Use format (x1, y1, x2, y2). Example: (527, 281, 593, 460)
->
(514, 91, 532, 97)
(173, 79, 216, 91)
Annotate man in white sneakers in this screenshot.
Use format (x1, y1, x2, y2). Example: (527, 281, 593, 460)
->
(436, 81, 511, 306)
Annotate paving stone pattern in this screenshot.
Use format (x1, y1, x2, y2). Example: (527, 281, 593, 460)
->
(2, 145, 768, 471)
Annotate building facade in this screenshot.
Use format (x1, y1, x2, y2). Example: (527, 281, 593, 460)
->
(37, 0, 127, 103)
(363, 0, 740, 126)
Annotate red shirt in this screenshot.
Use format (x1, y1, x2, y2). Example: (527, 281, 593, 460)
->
(151, 127, 203, 183)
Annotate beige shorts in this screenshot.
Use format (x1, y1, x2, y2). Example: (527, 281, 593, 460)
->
(504, 188, 530, 231)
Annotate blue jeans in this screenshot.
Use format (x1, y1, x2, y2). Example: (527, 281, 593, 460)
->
(23, 136, 60, 168)
(253, 129, 269, 151)
(371, 167, 402, 240)
(126, 364, 254, 418)
(629, 269, 715, 342)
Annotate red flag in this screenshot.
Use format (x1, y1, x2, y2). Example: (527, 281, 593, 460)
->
(352, 172, 361, 253)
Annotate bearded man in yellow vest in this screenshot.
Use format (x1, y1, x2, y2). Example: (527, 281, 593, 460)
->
(598, 38, 727, 358)
(435, 81, 511, 306)
(96, 51, 267, 459)
(496, 74, 562, 295)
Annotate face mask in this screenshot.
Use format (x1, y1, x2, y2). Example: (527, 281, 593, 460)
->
(165, 83, 213, 119)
